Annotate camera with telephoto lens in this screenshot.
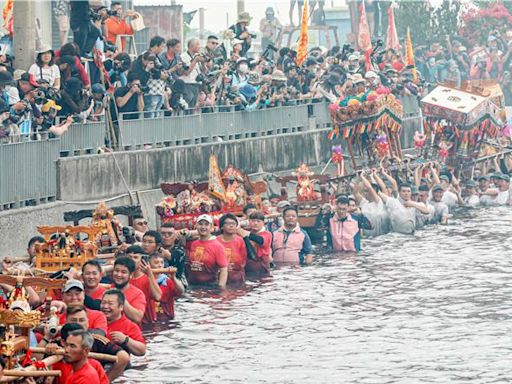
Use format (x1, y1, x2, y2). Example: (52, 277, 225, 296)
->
(249, 32, 257, 39)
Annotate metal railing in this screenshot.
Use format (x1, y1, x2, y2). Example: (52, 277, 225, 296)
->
(59, 121, 105, 156)
(0, 100, 422, 210)
(0, 139, 60, 210)
(118, 104, 313, 149)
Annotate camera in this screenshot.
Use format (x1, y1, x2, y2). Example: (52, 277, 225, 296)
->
(249, 33, 257, 39)
(122, 226, 136, 244)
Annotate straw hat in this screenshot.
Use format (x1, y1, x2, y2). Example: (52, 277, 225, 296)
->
(237, 12, 252, 23)
(271, 70, 287, 82)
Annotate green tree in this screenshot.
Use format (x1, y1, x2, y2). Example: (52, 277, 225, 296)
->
(395, 0, 461, 46)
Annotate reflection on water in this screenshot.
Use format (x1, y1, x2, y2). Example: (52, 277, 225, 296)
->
(120, 207, 512, 384)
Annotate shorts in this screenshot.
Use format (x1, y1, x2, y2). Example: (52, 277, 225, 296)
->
(57, 15, 70, 32)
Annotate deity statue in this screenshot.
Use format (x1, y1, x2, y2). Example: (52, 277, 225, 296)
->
(90, 202, 121, 247)
(292, 164, 319, 202)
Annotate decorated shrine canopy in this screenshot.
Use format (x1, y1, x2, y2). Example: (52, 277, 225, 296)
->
(329, 93, 403, 140)
(420, 85, 502, 129)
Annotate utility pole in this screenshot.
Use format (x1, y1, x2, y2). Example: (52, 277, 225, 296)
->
(237, 0, 244, 15)
(13, 0, 36, 70)
(199, 8, 205, 40)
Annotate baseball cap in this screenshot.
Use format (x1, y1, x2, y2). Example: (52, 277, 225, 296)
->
(498, 174, 511, 182)
(276, 200, 291, 209)
(478, 175, 490, 181)
(91, 83, 106, 95)
(364, 70, 379, 79)
(63, 279, 84, 293)
(432, 184, 444, 192)
(439, 175, 450, 182)
(196, 214, 213, 224)
(465, 180, 477, 188)
(411, 186, 419, 195)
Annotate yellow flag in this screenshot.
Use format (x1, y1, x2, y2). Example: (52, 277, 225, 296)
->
(296, 0, 309, 67)
(405, 27, 417, 81)
(208, 153, 226, 201)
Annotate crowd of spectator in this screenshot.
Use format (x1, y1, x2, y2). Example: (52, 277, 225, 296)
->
(0, 1, 511, 145)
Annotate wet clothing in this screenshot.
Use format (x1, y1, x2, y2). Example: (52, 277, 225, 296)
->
(384, 197, 416, 234)
(185, 237, 228, 286)
(217, 236, 247, 285)
(328, 213, 372, 252)
(359, 198, 391, 237)
(272, 225, 312, 264)
(158, 276, 181, 319)
(430, 200, 449, 224)
(246, 230, 272, 276)
(130, 274, 157, 324)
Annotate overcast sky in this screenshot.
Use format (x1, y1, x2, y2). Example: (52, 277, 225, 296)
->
(134, 0, 341, 34)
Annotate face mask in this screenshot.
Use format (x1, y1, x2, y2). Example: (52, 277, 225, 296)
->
(239, 64, 249, 74)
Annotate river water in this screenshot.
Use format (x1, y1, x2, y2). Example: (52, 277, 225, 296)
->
(120, 207, 512, 384)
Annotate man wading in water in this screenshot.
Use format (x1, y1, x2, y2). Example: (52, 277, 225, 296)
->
(378, 183, 431, 234)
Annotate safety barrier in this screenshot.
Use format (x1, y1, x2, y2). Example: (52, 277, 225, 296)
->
(59, 121, 105, 156)
(0, 139, 59, 210)
(0, 101, 422, 210)
(118, 104, 311, 149)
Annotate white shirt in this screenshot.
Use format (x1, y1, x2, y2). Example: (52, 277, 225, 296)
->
(360, 198, 390, 237)
(441, 190, 458, 209)
(463, 194, 480, 208)
(179, 51, 201, 84)
(385, 197, 416, 234)
(28, 64, 60, 87)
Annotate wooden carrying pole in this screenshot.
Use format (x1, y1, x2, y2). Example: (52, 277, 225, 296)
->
(0, 355, 62, 383)
(29, 348, 118, 363)
(2, 370, 61, 377)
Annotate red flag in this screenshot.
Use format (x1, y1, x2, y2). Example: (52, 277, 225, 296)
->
(357, 1, 372, 52)
(386, 4, 400, 51)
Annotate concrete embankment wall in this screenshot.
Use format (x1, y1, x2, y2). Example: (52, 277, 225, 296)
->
(1, 129, 332, 256)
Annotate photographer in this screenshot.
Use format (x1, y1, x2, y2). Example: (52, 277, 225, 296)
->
(105, 1, 139, 52)
(159, 38, 183, 80)
(228, 12, 254, 57)
(231, 58, 250, 88)
(58, 78, 92, 121)
(114, 72, 144, 120)
(204, 35, 224, 61)
(105, 52, 131, 87)
(259, 7, 281, 53)
(28, 45, 61, 90)
(137, 36, 168, 118)
(180, 38, 204, 109)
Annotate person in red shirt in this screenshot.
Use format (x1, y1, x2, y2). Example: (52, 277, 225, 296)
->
(244, 211, 273, 276)
(101, 289, 146, 356)
(149, 253, 184, 319)
(82, 260, 105, 301)
(111, 257, 147, 324)
(217, 213, 248, 285)
(185, 214, 228, 288)
(64, 308, 130, 382)
(126, 243, 161, 324)
(50, 324, 110, 384)
(61, 330, 101, 384)
(53, 280, 107, 336)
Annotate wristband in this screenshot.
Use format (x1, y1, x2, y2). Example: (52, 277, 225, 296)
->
(122, 336, 129, 346)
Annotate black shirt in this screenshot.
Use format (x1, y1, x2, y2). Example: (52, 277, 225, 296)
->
(114, 86, 140, 120)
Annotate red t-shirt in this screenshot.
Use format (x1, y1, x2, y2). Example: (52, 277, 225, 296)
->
(217, 236, 247, 284)
(185, 238, 228, 285)
(86, 286, 106, 301)
(110, 283, 147, 323)
(107, 314, 146, 351)
(59, 308, 107, 335)
(246, 231, 272, 275)
(54, 360, 103, 384)
(158, 278, 180, 319)
(130, 274, 156, 324)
